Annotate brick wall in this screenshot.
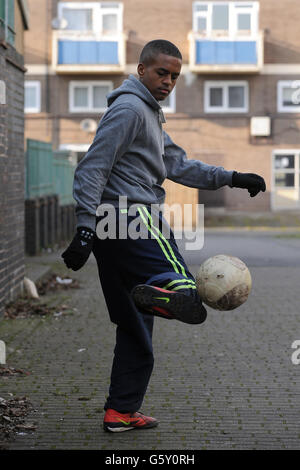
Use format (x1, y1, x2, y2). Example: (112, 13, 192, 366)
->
(0, 35, 26, 317)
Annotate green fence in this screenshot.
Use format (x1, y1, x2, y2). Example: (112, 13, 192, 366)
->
(53, 150, 76, 205)
(26, 139, 54, 198)
(26, 139, 75, 205)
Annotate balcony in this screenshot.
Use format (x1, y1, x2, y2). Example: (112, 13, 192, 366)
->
(188, 30, 264, 74)
(52, 30, 126, 74)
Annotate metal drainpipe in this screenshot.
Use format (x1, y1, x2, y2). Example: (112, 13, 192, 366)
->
(4, 0, 8, 42)
(45, 0, 50, 132)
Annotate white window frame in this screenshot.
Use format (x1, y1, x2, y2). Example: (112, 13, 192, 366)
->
(204, 81, 249, 113)
(24, 81, 41, 113)
(58, 2, 123, 34)
(69, 81, 113, 113)
(277, 80, 300, 113)
(161, 88, 176, 114)
(192, 1, 259, 39)
(271, 149, 300, 210)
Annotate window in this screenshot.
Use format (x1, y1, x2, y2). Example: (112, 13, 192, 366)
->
(212, 4, 229, 32)
(0, 0, 15, 45)
(160, 88, 176, 114)
(272, 150, 300, 210)
(58, 2, 123, 35)
(69, 81, 113, 112)
(24, 81, 41, 113)
(204, 81, 248, 113)
(193, 2, 259, 38)
(63, 8, 93, 31)
(277, 81, 300, 113)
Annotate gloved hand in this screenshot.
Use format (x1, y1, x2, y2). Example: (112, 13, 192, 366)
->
(62, 226, 95, 271)
(232, 171, 266, 197)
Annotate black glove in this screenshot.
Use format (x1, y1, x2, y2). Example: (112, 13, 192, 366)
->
(62, 227, 95, 271)
(232, 171, 266, 198)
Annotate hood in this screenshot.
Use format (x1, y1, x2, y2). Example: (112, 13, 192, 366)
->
(107, 74, 162, 111)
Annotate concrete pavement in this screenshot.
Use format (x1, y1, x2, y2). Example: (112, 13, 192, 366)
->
(1, 230, 300, 450)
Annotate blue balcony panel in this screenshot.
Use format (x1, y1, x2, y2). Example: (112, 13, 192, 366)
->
(235, 42, 257, 64)
(195, 40, 257, 65)
(216, 42, 235, 64)
(196, 41, 215, 64)
(58, 40, 119, 65)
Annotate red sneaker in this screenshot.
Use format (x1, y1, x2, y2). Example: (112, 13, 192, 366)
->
(132, 284, 207, 325)
(103, 409, 158, 433)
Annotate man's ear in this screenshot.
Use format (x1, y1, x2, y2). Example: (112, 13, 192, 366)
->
(137, 63, 145, 78)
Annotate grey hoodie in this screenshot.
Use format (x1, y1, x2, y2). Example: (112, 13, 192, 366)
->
(73, 74, 234, 230)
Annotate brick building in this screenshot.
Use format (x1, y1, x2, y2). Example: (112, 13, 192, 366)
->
(0, 0, 29, 316)
(24, 0, 300, 218)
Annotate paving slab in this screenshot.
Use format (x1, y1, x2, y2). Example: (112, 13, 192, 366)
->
(0, 236, 300, 450)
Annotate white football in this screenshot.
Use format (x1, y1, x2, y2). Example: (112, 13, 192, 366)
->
(196, 254, 252, 311)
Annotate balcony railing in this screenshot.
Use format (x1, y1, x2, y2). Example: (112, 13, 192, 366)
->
(52, 30, 126, 74)
(188, 30, 264, 74)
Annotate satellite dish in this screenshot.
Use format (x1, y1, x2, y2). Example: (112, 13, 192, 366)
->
(51, 17, 68, 30)
(80, 119, 98, 133)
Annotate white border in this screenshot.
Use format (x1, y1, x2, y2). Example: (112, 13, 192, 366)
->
(24, 81, 41, 113)
(69, 80, 113, 113)
(204, 80, 249, 113)
(277, 80, 300, 113)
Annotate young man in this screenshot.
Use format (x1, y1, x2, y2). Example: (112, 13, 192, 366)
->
(62, 40, 266, 433)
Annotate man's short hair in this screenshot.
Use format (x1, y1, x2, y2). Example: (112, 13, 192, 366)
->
(139, 39, 182, 65)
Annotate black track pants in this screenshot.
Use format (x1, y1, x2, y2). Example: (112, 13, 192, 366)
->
(92, 206, 200, 413)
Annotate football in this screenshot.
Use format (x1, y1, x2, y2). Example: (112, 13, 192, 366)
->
(196, 254, 252, 311)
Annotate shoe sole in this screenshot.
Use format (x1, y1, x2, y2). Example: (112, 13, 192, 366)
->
(103, 421, 158, 433)
(132, 285, 207, 325)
